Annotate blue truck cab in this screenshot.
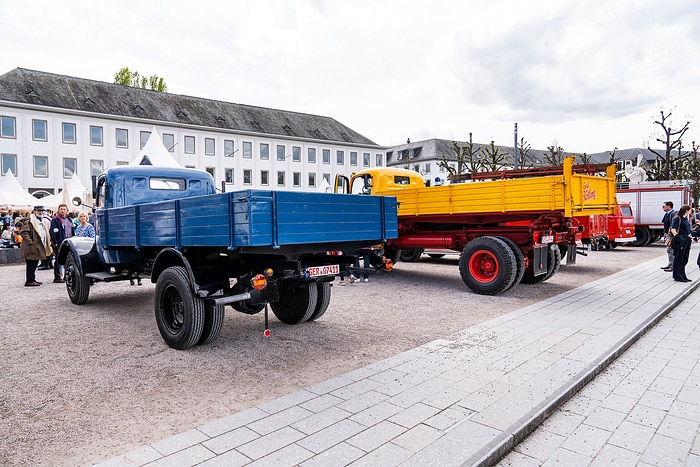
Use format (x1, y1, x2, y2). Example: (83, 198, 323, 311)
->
(58, 165, 398, 350)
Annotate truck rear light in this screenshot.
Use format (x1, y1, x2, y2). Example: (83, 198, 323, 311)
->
(384, 259, 393, 271)
(263, 268, 274, 277)
(251, 274, 267, 290)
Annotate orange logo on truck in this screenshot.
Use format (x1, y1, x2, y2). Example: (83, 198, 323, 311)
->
(582, 182, 597, 201)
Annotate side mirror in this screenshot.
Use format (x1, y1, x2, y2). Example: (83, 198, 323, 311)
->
(72, 197, 82, 207)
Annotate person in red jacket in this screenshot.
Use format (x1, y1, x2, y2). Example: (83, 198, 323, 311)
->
(49, 203, 74, 283)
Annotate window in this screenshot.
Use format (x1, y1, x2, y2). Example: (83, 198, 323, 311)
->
(205, 138, 215, 155)
(163, 133, 175, 152)
(243, 169, 252, 184)
(260, 170, 269, 186)
(308, 148, 316, 163)
(322, 149, 330, 164)
(33, 155, 48, 177)
(32, 120, 47, 141)
(277, 171, 285, 186)
(149, 177, 185, 190)
(363, 152, 370, 167)
(90, 126, 103, 146)
(350, 151, 358, 166)
(308, 172, 316, 188)
(184, 135, 195, 154)
(225, 168, 234, 183)
(323, 173, 330, 184)
(0, 116, 16, 138)
(260, 143, 269, 160)
(116, 128, 128, 148)
(205, 167, 215, 178)
(63, 158, 77, 178)
(243, 141, 252, 158)
(336, 150, 344, 165)
(224, 139, 234, 157)
(62, 122, 76, 144)
(1, 154, 17, 176)
(425, 163, 431, 173)
(116, 161, 129, 166)
(139, 131, 151, 149)
(90, 159, 104, 177)
(376, 153, 383, 166)
(292, 146, 301, 162)
(293, 172, 301, 187)
(277, 145, 286, 161)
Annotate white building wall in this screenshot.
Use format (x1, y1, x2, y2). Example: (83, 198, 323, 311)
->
(0, 104, 386, 197)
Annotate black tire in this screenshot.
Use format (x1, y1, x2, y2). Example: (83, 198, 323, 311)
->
(308, 282, 331, 322)
(427, 254, 446, 259)
(154, 266, 204, 350)
(495, 237, 525, 291)
(541, 246, 561, 281)
(65, 252, 90, 305)
(198, 301, 225, 346)
(459, 237, 517, 295)
(630, 226, 650, 247)
(270, 283, 318, 324)
(383, 245, 400, 264)
(399, 248, 424, 262)
(230, 300, 265, 314)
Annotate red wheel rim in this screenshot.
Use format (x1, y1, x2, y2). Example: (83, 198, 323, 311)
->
(469, 249, 499, 283)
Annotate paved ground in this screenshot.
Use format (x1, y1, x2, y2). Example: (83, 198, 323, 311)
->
(97, 253, 700, 467)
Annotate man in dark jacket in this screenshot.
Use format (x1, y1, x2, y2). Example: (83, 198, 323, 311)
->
(50, 203, 74, 283)
(661, 201, 677, 270)
(20, 206, 53, 286)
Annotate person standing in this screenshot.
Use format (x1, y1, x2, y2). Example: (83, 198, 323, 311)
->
(670, 204, 693, 282)
(74, 212, 95, 238)
(19, 206, 53, 287)
(661, 201, 677, 271)
(50, 203, 74, 283)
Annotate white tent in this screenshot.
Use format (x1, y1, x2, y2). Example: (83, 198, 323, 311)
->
(130, 126, 181, 167)
(0, 169, 40, 210)
(40, 173, 89, 211)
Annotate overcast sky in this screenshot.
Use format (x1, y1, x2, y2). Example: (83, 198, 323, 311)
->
(3, 0, 699, 154)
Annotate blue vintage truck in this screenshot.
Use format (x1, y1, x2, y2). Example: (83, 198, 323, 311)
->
(57, 165, 397, 350)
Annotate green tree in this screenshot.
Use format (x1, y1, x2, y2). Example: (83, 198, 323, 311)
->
(114, 67, 168, 92)
(439, 132, 483, 176)
(645, 107, 690, 180)
(481, 141, 508, 171)
(544, 142, 566, 166)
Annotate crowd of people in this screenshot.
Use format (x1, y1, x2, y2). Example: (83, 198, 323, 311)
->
(0, 204, 95, 287)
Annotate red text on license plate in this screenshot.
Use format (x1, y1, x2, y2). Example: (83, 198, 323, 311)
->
(306, 264, 340, 277)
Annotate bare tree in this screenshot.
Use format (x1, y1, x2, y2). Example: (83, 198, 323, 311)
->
(481, 141, 508, 172)
(516, 138, 533, 169)
(438, 133, 482, 176)
(544, 142, 566, 166)
(646, 107, 690, 180)
(114, 67, 168, 92)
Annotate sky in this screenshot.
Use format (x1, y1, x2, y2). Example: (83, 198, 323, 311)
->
(2, 0, 700, 154)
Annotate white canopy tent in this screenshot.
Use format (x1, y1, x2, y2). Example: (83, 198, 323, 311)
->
(0, 169, 40, 210)
(131, 126, 181, 167)
(40, 173, 89, 211)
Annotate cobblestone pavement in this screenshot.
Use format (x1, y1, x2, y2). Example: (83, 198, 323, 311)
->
(97, 255, 700, 467)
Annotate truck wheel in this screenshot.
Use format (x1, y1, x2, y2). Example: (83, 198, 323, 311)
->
(630, 226, 650, 247)
(154, 266, 204, 350)
(383, 245, 400, 264)
(65, 253, 90, 305)
(198, 302, 225, 346)
(308, 282, 331, 322)
(399, 248, 424, 262)
(495, 237, 525, 291)
(271, 283, 318, 324)
(459, 237, 517, 295)
(541, 247, 561, 281)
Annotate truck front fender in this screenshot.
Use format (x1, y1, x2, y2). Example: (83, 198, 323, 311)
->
(58, 237, 102, 275)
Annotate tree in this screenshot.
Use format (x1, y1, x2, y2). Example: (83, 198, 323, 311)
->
(516, 138, 533, 169)
(114, 67, 168, 92)
(686, 141, 700, 206)
(544, 142, 566, 166)
(438, 132, 483, 176)
(645, 107, 690, 180)
(481, 141, 508, 172)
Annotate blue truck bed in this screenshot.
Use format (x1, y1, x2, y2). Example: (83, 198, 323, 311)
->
(99, 190, 398, 250)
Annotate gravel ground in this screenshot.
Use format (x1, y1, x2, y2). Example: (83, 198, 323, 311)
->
(0, 244, 668, 466)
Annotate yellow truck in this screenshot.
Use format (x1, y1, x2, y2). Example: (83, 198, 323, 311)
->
(336, 157, 617, 295)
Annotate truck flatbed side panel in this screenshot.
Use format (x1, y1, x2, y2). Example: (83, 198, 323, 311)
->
(178, 194, 231, 247)
(103, 206, 136, 247)
(138, 202, 177, 247)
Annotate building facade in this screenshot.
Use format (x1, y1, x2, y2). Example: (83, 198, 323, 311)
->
(0, 68, 386, 198)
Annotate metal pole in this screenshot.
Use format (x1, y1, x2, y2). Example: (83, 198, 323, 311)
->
(513, 123, 518, 170)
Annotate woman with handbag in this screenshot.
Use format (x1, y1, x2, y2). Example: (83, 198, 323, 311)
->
(670, 205, 693, 282)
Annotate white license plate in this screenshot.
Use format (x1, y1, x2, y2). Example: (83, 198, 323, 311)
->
(306, 264, 340, 277)
(541, 235, 554, 244)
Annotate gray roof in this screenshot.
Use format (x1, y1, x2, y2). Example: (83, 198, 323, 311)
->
(0, 68, 378, 146)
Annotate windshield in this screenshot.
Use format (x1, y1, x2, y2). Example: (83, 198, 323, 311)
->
(620, 205, 633, 216)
